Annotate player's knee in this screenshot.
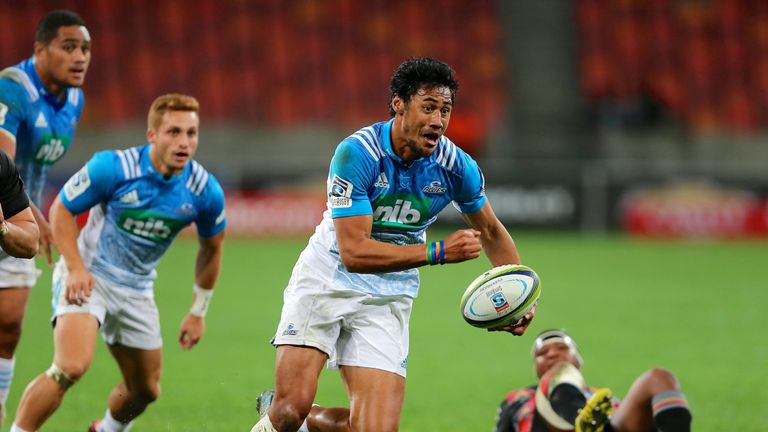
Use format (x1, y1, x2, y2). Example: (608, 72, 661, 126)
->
(130, 379, 161, 405)
(643, 367, 680, 392)
(270, 398, 311, 430)
(45, 363, 84, 389)
(134, 387, 160, 405)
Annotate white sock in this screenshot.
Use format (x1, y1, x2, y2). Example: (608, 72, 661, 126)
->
(250, 413, 278, 432)
(0, 356, 15, 405)
(11, 424, 29, 432)
(98, 409, 134, 432)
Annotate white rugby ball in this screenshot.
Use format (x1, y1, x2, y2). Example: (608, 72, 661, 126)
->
(460, 264, 541, 328)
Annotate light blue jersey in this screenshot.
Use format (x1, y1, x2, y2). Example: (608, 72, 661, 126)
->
(0, 57, 84, 205)
(59, 145, 226, 294)
(302, 119, 486, 298)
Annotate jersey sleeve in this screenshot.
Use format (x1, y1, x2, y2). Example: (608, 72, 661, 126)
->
(493, 388, 536, 432)
(327, 139, 377, 218)
(0, 79, 29, 140)
(195, 174, 227, 238)
(452, 153, 487, 214)
(0, 150, 29, 218)
(59, 150, 119, 215)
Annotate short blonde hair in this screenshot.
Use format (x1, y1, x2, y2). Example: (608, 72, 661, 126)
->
(147, 94, 199, 130)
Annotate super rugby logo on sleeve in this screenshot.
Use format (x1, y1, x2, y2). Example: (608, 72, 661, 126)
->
(328, 175, 353, 208)
(63, 166, 91, 201)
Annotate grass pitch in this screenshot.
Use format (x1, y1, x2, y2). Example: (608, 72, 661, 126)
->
(7, 231, 767, 431)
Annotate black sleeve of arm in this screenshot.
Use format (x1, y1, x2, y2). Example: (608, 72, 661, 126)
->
(493, 399, 519, 432)
(0, 150, 30, 218)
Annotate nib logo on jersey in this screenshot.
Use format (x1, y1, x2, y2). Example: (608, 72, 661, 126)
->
(372, 195, 430, 229)
(34, 134, 70, 165)
(118, 208, 186, 242)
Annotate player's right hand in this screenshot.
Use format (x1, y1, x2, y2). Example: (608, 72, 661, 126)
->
(443, 229, 482, 263)
(65, 267, 95, 306)
(37, 215, 55, 266)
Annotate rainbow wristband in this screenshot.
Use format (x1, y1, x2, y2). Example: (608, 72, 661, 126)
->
(426, 240, 446, 265)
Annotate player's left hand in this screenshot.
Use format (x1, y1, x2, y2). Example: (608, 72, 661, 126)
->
(488, 303, 537, 335)
(178, 314, 205, 349)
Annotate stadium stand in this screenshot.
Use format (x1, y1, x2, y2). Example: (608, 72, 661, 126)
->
(576, 0, 768, 133)
(0, 0, 505, 151)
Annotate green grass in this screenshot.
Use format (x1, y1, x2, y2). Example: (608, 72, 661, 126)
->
(6, 231, 767, 431)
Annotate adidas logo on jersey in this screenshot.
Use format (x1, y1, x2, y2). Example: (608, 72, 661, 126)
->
(34, 112, 48, 128)
(118, 190, 139, 204)
(374, 172, 390, 188)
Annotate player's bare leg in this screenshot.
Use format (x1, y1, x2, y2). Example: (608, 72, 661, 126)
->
(13, 313, 98, 431)
(99, 344, 162, 428)
(0, 288, 29, 358)
(257, 345, 328, 431)
(340, 366, 404, 432)
(611, 368, 691, 432)
(256, 388, 351, 432)
(306, 405, 350, 432)
(0, 287, 30, 427)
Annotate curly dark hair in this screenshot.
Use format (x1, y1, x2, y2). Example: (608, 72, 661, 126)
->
(389, 57, 459, 116)
(36, 10, 86, 44)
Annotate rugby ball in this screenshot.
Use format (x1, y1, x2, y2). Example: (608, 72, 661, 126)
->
(460, 264, 541, 328)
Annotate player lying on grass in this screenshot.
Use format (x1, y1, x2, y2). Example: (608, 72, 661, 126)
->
(493, 329, 692, 432)
(10, 94, 226, 432)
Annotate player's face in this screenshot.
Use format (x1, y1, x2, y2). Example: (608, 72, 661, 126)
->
(147, 110, 199, 177)
(534, 342, 581, 378)
(35, 25, 92, 91)
(393, 85, 452, 161)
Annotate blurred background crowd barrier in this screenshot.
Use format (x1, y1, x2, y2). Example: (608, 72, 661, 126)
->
(2, 0, 767, 238)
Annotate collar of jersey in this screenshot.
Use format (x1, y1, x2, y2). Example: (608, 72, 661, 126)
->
(381, 118, 415, 167)
(22, 57, 66, 110)
(141, 143, 187, 183)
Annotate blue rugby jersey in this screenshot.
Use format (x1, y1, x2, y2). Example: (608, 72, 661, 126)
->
(0, 57, 84, 205)
(302, 119, 486, 298)
(59, 145, 226, 294)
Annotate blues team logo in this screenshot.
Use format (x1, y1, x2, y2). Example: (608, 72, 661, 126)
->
(422, 181, 446, 194)
(490, 292, 510, 313)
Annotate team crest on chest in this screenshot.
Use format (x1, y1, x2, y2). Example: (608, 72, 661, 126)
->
(422, 181, 446, 194)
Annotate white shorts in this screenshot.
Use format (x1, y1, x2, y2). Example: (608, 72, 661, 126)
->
(273, 260, 413, 377)
(0, 253, 42, 288)
(52, 261, 162, 350)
